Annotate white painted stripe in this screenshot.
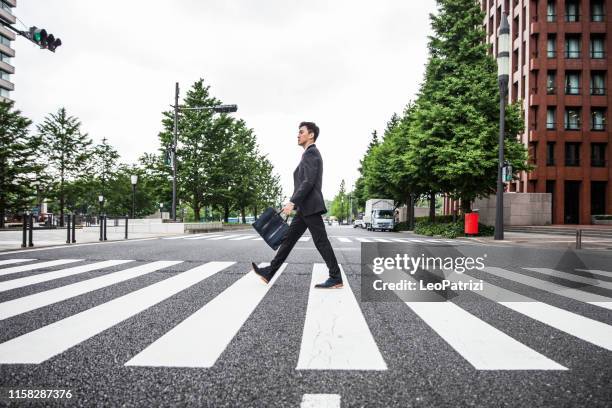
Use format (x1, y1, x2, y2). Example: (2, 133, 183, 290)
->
(228, 235, 257, 240)
(525, 268, 612, 291)
(483, 267, 612, 310)
(0, 261, 234, 364)
(576, 269, 612, 278)
(0, 259, 82, 277)
(296, 264, 387, 370)
(388, 238, 411, 242)
(0, 259, 36, 267)
(0, 260, 133, 293)
(301, 394, 341, 408)
(445, 270, 612, 351)
(253, 237, 264, 241)
(373, 238, 392, 242)
(299, 237, 311, 242)
(406, 301, 565, 370)
(207, 234, 243, 241)
(355, 238, 373, 242)
(183, 234, 223, 240)
(337, 237, 351, 243)
(422, 239, 441, 243)
(409, 239, 427, 243)
(126, 263, 288, 368)
(0, 261, 181, 320)
(163, 234, 204, 240)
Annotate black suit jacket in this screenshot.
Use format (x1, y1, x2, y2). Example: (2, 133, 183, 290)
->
(290, 144, 327, 216)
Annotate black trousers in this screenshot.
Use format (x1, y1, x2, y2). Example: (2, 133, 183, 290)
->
(269, 212, 341, 280)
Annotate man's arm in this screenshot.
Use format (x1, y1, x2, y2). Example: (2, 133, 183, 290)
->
(290, 150, 318, 207)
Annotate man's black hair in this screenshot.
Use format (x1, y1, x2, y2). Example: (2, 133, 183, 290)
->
(299, 121, 319, 141)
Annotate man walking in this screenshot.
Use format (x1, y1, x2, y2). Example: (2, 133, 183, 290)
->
(251, 122, 343, 289)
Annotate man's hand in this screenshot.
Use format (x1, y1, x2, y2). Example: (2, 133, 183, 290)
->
(282, 202, 295, 215)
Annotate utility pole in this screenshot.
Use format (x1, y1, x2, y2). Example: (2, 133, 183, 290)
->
(172, 82, 179, 221)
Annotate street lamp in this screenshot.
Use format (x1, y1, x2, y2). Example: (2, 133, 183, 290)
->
(130, 175, 138, 219)
(170, 82, 238, 222)
(160, 202, 164, 220)
(98, 195, 104, 216)
(495, 12, 510, 240)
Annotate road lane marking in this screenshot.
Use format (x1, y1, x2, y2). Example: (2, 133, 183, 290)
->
(0, 261, 181, 320)
(253, 237, 264, 240)
(0, 259, 82, 277)
(372, 238, 392, 242)
(207, 234, 244, 241)
(337, 237, 351, 243)
(301, 394, 341, 408)
(0, 260, 134, 293)
(228, 235, 257, 240)
(355, 238, 373, 242)
(0, 259, 36, 267)
(183, 234, 223, 240)
(525, 268, 612, 290)
(125, 263, 288, 368)
(481, 266, 612, 310)
(299, 237, 311, 242)
(445, 269, 612, 351)
(163, 234, 204, 240)
(0, 261, 234, 364)
(296, 264, 387, 370)
(575, 269, 612, 278)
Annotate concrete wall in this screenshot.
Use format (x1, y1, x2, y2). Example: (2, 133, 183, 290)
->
(473, 193, 552, 226)
(396, 206, 432, 222)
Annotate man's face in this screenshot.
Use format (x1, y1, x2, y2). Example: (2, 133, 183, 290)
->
(297, 126, 313, 146)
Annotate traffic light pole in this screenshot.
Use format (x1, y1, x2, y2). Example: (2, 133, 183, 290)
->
(172, 82, 179, 222)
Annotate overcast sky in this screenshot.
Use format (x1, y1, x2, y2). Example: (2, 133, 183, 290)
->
(12, 0, 436, 201)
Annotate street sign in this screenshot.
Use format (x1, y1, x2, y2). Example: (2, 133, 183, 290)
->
(502, 165, 513, 182)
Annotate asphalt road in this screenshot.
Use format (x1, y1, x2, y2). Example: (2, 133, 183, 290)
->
(0, 225, 610, 407)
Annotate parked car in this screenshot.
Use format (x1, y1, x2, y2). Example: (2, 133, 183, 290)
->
(353, 219, 363, 228)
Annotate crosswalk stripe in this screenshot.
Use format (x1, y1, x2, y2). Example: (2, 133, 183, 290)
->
(0, 260, 134, 293)
(0, 259, 82, 277)
(207, 234, 243, 241)
(253, 237, 264, 240)
(0, 261, 234, 364)
(228, 235, 257, 240)
(405, 301, 566, 370)
(125, 263, 288, 368)
(389, 238, 413, 242)
(296, 264, 387, 370)
(525, 268, 612, 291)
(445, 270, 612, 351)
(372, 238, 392, 242)
(163, 234, 204, 240)
(183, 234, 223, 240)
(0, 261, 182, 320)
(355, 238, 373, 242)
(301, 394, 341, 408)
(299, 237, 311, 242)
(0, 259, 36, 267)
(482, 267, 612, 310)
(409, 239, 427, 243)
(576, 269, 612, 278)
(337, 237, 352, 243)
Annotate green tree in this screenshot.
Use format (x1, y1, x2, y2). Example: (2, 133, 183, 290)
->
(37, 107, 93, 226)
(0, 101, 41, 228)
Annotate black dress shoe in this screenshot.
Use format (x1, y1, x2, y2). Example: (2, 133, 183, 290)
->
(314, 277, 344, 289)
(251, 262, 272, 284)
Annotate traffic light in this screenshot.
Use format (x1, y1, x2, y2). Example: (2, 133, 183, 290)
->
(28, 26, 62, 52)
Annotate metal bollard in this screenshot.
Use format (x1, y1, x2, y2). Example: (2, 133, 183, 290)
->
(28, 213, 34, 247)
(66, 214, 71, 244)
(72, 214, 76, 243)
(125, 215, 128, 239)
(99, 215, 103, 241)
(103, 215, 108, 241)
(575, 229, 582, 249)
(21, 214, 27, 248)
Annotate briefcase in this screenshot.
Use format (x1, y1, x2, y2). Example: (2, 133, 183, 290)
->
(252, 207, 289, 250)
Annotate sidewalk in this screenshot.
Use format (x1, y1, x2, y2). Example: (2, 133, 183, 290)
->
(459, 231, 612, 250)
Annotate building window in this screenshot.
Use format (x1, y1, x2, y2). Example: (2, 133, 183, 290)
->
(590, 36, 605, 58)
(547, 71, 557, 94)
(591, 109, 606, 130)
(529, 142, 538, 165)
(565, 142, 581, 166)
(565, 72, 580, 94)
(547, 107, 556, 129)
(547, 35, 557, 58)
(0, 35, 10, 47)
(565, 107, 581, 130)
(547, 0, 556, 21)
(591, 72, 606, 95)
(0, 1, 12, 14)
(0, 52, 11, 64)
(565, 0, 580, 21)
(0, 71, 9, 81)
(565, 35, 581, 58)
(591, 143, 607, 166)
(591, 0, 605, 22)
(0, 88, 9, 98)
(547, 142, 556, 166)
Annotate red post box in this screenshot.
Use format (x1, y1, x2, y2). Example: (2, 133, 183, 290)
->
(465, 212, 479, 235)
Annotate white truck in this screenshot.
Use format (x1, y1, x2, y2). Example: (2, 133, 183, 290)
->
(364, 199, 395, 231)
